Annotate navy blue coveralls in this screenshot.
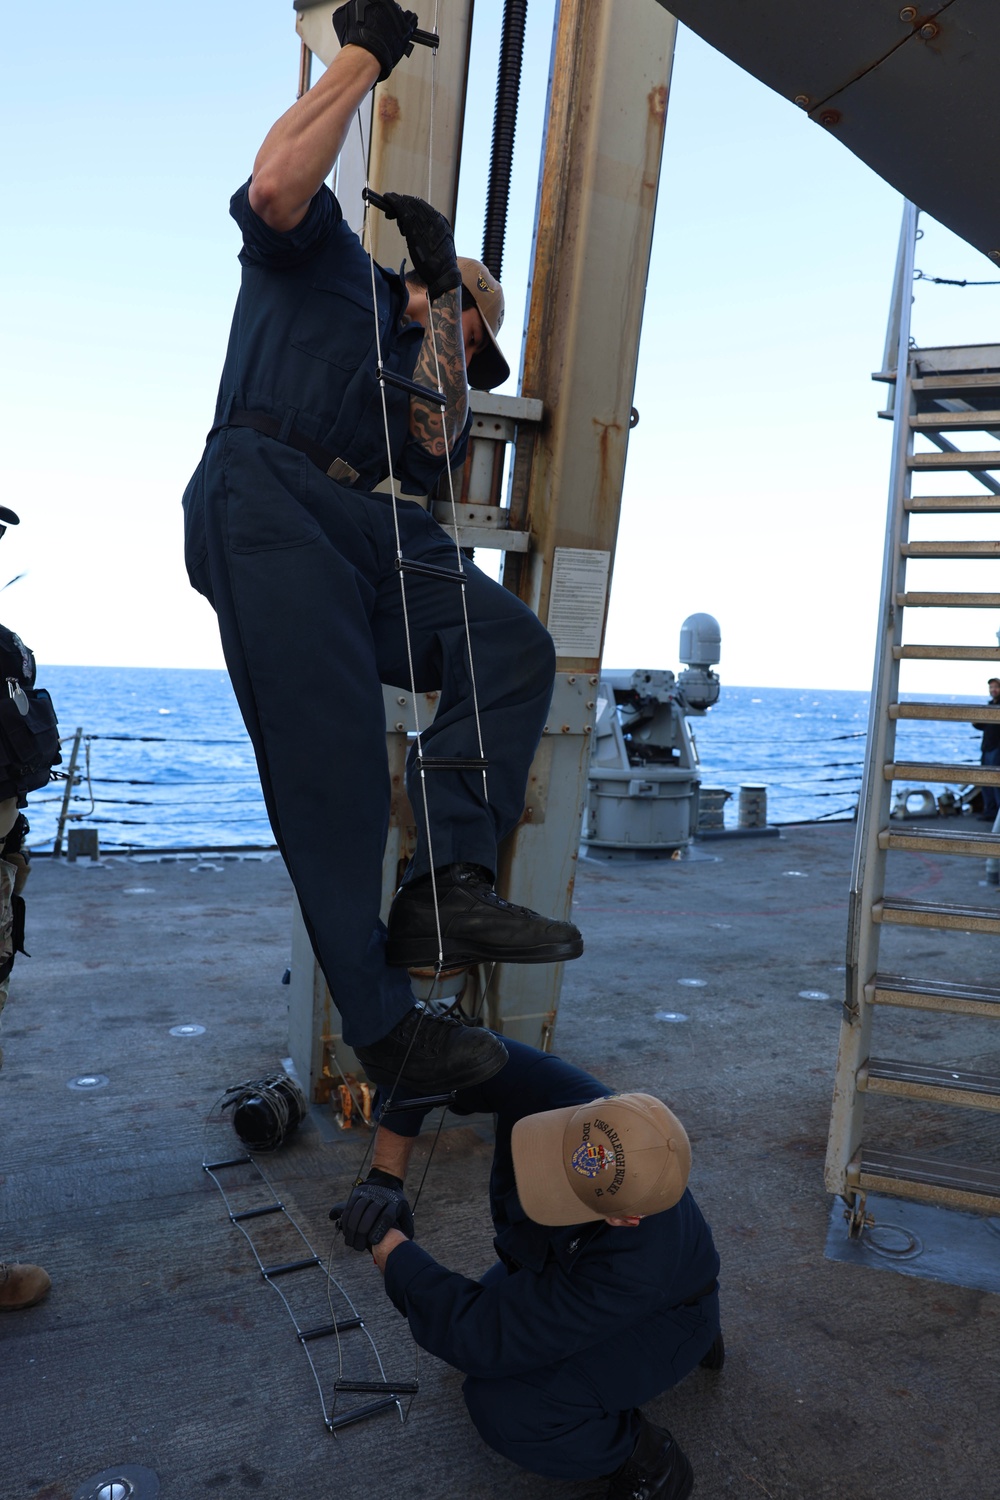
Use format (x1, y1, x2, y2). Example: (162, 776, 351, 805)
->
(381, 1039, 721, 1480)
(182, 184, 555, 1047)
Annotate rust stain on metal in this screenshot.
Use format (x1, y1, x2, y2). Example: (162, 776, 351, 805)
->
(642, 82, 669, 194)
(592, 416, 624, 497)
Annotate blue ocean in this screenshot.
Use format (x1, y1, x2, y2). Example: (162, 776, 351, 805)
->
(21, 667, 989, 853)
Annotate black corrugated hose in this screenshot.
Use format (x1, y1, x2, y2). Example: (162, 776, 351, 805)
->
(482, 0, 528, 282)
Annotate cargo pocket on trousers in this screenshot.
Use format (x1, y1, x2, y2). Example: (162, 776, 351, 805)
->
(224, 434, 323, 554)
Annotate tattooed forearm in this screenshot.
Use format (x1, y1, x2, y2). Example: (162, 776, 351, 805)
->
(409, 288, 469, 457)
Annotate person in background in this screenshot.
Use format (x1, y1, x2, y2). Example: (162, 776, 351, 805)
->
(973, 676, 1000, 822)
(0, 506, 51, 1313)
(335, 1039, 721, 1500)
(0, 807, 50, 1310)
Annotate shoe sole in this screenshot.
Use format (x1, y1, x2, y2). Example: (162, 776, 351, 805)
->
(385, 937, 585, 969)
(356, 1039, 510, 1092)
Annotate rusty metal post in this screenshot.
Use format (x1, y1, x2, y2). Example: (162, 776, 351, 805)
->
(491, 0, 678, 1046)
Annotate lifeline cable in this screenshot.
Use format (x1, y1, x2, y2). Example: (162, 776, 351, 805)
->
(915, 269, 1000, 287)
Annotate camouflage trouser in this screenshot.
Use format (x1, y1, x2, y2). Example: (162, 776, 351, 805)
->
(0, 856, 16, 1069)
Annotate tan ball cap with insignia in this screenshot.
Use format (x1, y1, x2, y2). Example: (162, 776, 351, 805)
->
(458, 256, 510, 391)
(511, 1093, 692, 1227)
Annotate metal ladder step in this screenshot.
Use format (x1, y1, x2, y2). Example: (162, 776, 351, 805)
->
(889, 701, 1000, 722)
(849, 1148, 1000, 1214)
(908, 451, 1000, 471)
(870, 972, 1000, 1020)
(910, 410, 1000, 431)
(884, 760, 1000, 786)
(894, 645, 1000, 661)
(895, 591, 1000, 607)
(901, 540, 1000, 558)
(873, 897, 1000, 934)
(905, 494, 1000, 512)
(858, 1057, 1000, 1110)
(879, 826, 1000, 857)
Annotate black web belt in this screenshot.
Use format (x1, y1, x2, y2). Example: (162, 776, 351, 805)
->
(210, 409, 360, 486)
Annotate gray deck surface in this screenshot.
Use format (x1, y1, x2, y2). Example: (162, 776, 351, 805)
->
(1, 823, 997, 1500)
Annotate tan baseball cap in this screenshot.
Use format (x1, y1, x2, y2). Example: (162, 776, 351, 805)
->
(458, 256, 510, 391)
(511, 1093, 692, 1227)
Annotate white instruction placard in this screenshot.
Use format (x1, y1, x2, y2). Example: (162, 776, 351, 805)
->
(548, 548, 611, 657)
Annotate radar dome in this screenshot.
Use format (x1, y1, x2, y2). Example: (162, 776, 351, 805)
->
(679, 613, 721, 669)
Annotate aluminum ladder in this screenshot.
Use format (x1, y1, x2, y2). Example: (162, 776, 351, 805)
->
(825, 202, 1000, 1233)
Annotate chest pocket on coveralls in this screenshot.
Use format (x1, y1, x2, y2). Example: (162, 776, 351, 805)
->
(290, 271, 378, 371)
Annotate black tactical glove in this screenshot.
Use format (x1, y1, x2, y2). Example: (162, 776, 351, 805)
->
(331, 1169, 415, 1251)
(332, 0, 419, 84)
(380, 191, 462, 301)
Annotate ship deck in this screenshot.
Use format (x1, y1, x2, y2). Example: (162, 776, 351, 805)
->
(2, 820, 997, 1500)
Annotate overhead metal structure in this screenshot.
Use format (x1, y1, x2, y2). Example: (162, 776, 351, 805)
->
(656, 0, 1000, 265)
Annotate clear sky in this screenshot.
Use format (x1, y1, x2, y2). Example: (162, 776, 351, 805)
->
(4, 2, 999, 693)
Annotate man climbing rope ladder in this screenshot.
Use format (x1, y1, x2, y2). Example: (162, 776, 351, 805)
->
(182, 0, 582, 1092)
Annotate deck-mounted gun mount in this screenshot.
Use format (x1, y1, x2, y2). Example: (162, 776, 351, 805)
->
(583, 614, 721, 858)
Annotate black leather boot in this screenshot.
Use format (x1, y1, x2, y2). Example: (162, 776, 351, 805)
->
(355, 1004, 508, 1090)
(605, 1415, 694, 1500)
(385, 864, 584, 969)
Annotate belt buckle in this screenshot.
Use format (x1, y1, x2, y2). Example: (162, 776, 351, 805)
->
(327, 456, 360, 486)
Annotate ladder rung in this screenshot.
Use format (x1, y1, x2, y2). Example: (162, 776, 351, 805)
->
(261, 1257, 321, 1278)
(329, 1397, 400, 1431)
(911, 373, 1000, 392)
(298, 1317, 363, 1342)
(231, 1203, 284, 1222)
(896, 591, 1000, 607)
(906, 494, 1000, 512)
(396, 558, 466, 584)
(380, 1092, 456, 1114)
(873, 897, 1000, 935)
(901, 540, 1000, 558)
(859, 1058, 1000, 1110)
(884, 761, 1000, 785)
(870, 973, 1000, 1020)
(850, 1148, 1000, 1214)
(889, 701, 1000, 722)
(879, 826, 1000, 857)
(415, 756, 489, 771)
(334, 1379, 420, 1395)
(895, 645, 1000, 661)
(910, 411, 1000, 431)
(908, 451, 1000, 471)
(377, 364, 447, 407)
